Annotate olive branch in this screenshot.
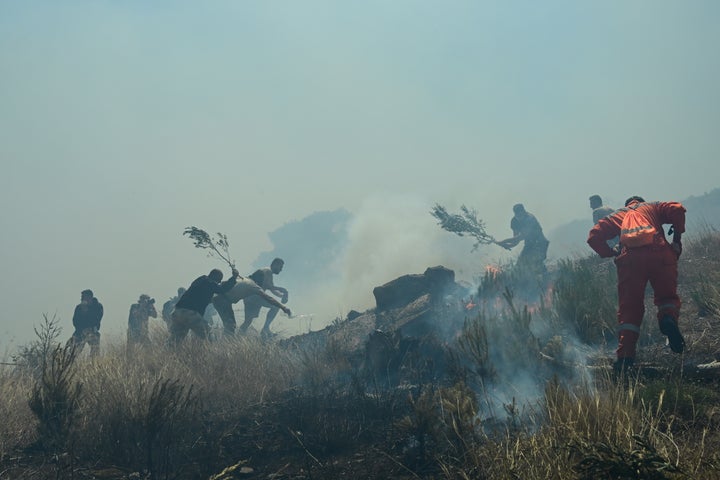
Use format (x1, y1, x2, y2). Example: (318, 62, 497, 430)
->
(431, 204, 498, 252)
(183, 227, 235, 269)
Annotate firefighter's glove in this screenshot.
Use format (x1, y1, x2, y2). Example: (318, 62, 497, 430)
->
(281, 293, 289, 304)
(672, 241, 682, 259)
(284, 307, 292, 317)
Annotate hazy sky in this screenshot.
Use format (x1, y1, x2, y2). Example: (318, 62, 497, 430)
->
(1, 1, 719, 350)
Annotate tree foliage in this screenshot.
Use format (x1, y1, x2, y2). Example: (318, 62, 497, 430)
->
(183, 226, 235, 268)
(430, 204, 497, 251)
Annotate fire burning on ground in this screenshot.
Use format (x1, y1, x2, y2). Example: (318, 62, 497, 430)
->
(485, 264, 502, 279)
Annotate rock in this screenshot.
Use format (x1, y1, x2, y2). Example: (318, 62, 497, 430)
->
(373, 266, 456, 311)
(285, 266, 468, 381)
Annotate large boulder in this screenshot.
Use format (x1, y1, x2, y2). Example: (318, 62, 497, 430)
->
(284, 265, 469, 383)
(372, 266, 456, 311)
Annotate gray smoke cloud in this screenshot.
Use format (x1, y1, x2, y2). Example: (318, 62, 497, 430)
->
(265, 193, 499, 336)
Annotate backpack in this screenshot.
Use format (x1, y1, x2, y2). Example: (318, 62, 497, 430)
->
(248, 269, 265, 287)
(620, 203, 657, 248)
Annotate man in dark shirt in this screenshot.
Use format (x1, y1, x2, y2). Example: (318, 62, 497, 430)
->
(169, 267, 238, 345)
(497, 204, 549, 273)
(67, 289, 104, 357)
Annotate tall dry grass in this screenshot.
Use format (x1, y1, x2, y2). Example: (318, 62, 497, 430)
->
(0, 322, 307, 477)
(434, 372, 718, 479)
(0, 367, 36, 460)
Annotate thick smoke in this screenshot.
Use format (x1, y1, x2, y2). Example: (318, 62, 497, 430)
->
(240, 190, 720, 421)
(251, 193, 623, 422)
(337, 194, 488, 312)
(253, 193, 495, 335)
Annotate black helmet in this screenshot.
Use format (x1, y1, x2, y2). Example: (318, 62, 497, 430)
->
(624, 196, 645, 206)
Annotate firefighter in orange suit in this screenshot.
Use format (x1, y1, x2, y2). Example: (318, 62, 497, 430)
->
(587, 195, 686, 371)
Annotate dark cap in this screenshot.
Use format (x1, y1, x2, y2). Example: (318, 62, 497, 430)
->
(624, 195, 645, 206)
(81, 289, 93, 298)
(208, 269, 223, 282)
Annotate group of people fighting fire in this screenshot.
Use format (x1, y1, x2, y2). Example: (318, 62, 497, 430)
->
(67, 194, 687, 372)
(67, 258, 292, 355)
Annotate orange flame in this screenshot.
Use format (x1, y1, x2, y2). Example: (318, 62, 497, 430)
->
(485, 264, 502, 279)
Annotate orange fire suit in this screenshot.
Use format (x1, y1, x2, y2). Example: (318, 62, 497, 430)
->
(587, 200, 686, 360)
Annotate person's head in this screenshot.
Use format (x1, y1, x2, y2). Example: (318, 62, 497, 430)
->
(624, 195, 645, 207)
(512, 203, 526, 216)
(589, 195, 602, 209)
(177, 287, 186, 296)
(81, 289, 93, 304)
(208, 269, 223, 283)
(139, 294, 154, 305)
(271, 257, 285, 274)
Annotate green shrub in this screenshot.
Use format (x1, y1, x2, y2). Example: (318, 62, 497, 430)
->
(552, 257, 617, 345)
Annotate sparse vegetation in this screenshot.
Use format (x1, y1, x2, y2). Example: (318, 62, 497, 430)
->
(552, 256, 617, 344)
(26, 315, 81, 454)
(2, 231, 720, 478)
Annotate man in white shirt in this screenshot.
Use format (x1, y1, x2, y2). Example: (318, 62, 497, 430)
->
(241, 258, 289, 339)
(213, 272, 291, 337)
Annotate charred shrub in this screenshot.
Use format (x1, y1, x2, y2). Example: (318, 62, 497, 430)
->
(397, 382, 482, 471)
(83, 377, 202, 477)
(27, 315, 82, 453)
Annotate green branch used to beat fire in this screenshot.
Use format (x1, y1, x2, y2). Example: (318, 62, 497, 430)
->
(431, 203, 500, 252)
(183, 226, 235, 269)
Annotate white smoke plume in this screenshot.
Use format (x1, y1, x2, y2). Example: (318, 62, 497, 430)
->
(275, 193, 493, 335)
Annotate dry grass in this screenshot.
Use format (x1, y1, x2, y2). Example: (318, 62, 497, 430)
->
(438, 374, 716, 479)
(0, 327, 306, 478)
(0, 367, 36, 460)
(552, 256, 617, 344)
(71, 335, 302, 472)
